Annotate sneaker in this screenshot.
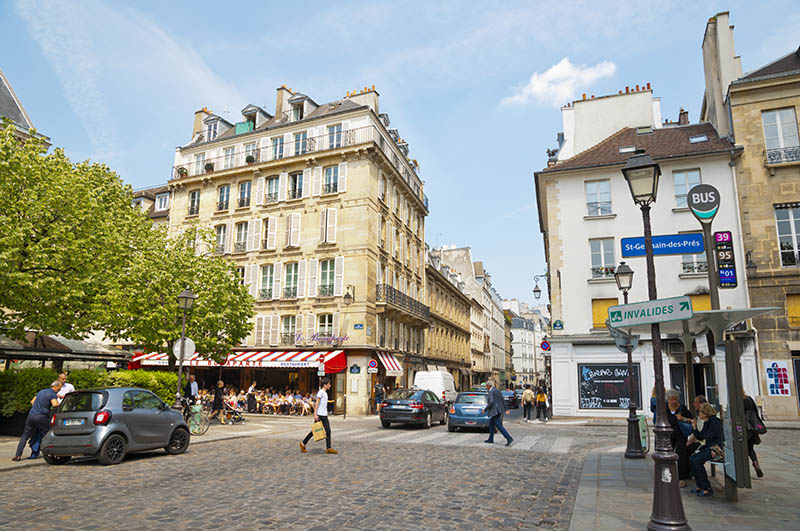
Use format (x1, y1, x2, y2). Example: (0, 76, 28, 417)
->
(299, 442, 307, 453)
(326, 448, 338, 454)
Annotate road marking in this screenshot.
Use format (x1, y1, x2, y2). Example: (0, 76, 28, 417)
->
(375, 430, 426, 442)
(550, 437, 573, 453)
(438, 432, 482, 446)
(348, 430, 385, 440)
(545, 420, 587, 425)
(511, 435, 540, 450)
(406, 431, 451, 444)
(330, 429, 367, 439)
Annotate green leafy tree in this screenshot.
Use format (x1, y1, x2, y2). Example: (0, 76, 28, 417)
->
(0, 123, 151, 340)
(98, 225, 253, 366)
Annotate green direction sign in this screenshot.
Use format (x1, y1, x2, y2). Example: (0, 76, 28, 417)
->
(608, 296, 693, 329)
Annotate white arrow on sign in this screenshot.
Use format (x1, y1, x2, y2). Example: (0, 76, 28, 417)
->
(608, 296, 693, 329)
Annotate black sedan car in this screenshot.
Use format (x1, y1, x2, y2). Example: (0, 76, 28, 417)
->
(502, 390, 519, 409)
(379, 389, 447, 429)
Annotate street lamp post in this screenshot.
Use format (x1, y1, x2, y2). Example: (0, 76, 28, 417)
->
(614, 261, 645, 459)
(176, 288, 197, 404)
(621, 150, 688, 530)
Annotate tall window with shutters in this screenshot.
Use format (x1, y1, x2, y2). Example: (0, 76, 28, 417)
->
(284, 262, 298, 299)
(188, 190, 200, 215)
(259, 265, 274, 300)
(193, 153, 205, 175)
(318, 314, 333, 338)
(217, 185, 230, 211)
(281, 316, 296, 346)
(323, 165, 338, 194)
(214, 225, 226, 254)
(266, 176, 279, 203)
(328, 124, 342, 149)
(272, 136, 284, 160)
(244, 142, 258, 163)
(787, 294, 800, 328)
(235, 266, 245, 285)
(294, 131, 308, 155)
(238, 180, 251, 208)
(285, 213, 301, 248)
(234, 222, 247, 253)
(223, 147, 236, 169)
(262, 217, 277, 250)
(320, 208, 337, 244)
(319, 259, 335, 296)
(288, 172, 303, 200)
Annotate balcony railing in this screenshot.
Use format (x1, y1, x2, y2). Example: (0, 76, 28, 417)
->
(766, 146, 800, 165)
(258, 288, 272, 300)
(376, 283, 430, 321)
(265, 192, 279, 203)
(284, 286, 298, 299)
(234, 242, 246, 253)
(188, 205, 199, 216)
(217, 200, 229, 211)
(173, 125, 429, 210)
(591, 266, 616, 279)
(318, 284, 334, 297)
(280, 333, 295, 346)
(214, 244, 224, 254)
(288, 187, 302, 200)
(323, 182, 338, 194)
(238, 197, 250, 208)
(682, 262, 708, 274)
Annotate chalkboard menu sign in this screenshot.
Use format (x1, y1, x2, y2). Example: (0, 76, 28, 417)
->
(578, 363, 641, 409)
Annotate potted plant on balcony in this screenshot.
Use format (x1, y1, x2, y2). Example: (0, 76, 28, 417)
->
(204, 162, 214, 173)
(176, 166, 188, 178)
(245, 154, 256, 164)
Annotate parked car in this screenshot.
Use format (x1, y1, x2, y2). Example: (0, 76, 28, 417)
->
(41, 387, 190, 466)
(514, 388, 524, 402)
(379, 389, 447, 429)
(502, 390, 518, 409)
(448, 391, 492, 432)
(413, 371, 457, 404)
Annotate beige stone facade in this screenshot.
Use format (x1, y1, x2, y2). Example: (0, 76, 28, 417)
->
(167, 86, 430, 415)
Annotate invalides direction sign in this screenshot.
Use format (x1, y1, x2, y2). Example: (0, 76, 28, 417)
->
(608, 296, 693, 329)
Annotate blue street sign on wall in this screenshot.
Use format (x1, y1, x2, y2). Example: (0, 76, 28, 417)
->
(621, 233, 704, 257)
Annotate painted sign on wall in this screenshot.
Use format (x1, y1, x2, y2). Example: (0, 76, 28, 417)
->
(621, 233, 704, 257)
(765, 361, 791, 396)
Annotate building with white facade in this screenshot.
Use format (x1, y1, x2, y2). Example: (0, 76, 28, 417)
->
(534, 88, 755, 417)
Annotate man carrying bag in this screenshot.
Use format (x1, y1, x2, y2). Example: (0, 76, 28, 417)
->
(300, 377, 338, 454)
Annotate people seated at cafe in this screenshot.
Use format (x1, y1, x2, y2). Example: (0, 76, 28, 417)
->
(665, 388, 695, 487)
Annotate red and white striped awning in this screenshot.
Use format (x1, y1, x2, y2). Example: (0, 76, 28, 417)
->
(131, 350, 345, 372)
(376, 351, 404, 377)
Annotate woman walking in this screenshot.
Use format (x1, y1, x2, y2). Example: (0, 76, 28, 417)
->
(535, 383, 548, 423)
(689, 403, 723, 498)
(744, 391, 765, 478)
(208, 380, 225, 425)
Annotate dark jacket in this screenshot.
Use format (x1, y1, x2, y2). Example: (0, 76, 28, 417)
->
(692, 415, 723, 448)
(485, 387, 506, 417)
(667, 404, 693, 442)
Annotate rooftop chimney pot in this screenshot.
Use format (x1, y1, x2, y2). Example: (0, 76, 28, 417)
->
(625, 86, 630, 94)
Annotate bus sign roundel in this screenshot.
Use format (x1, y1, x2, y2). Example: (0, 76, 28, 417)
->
(687, 184, 720, 224)
(540, 340, 550, 351)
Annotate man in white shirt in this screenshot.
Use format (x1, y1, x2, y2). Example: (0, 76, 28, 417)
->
(56, 373, 75, 404)
(299, 377, 337, 454)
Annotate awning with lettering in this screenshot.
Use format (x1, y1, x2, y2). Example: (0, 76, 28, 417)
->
(131, 350, 344, 370)
(377, 351, 404, 377)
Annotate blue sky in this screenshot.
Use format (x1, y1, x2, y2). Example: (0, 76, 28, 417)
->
(2, 0, 798, 305)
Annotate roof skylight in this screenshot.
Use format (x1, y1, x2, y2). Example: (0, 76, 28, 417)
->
(689, 135, 708, 144)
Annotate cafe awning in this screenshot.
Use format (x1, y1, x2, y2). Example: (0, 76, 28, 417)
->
(377, 351, 403, 376)
(131, 350, 345, 371)
(0, 333, 130, 363)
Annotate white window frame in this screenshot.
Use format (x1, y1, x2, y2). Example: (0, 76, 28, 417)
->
(235, 222, 248, 251)
(193, 153, 205, 175)
(272, 136, 284, 159)
(323, 165, 338, 194)
(589, 238, 615, 278)
(318, 313, 334, 336)
(288, 172, 303, 200)
(673, 169, 701, 208)
(223, 146, 236, 169)
(328, 124, 342, 149)
(320, 259, 335, 296)
(238, 180, 251, 207)
(585, 180, 612, 216)
(214, 225, 226, 252)
(284, 262, 299, 298)
(266, 176, 279, 203)
(294, 131, 308, 155)
(188, 190, 200, 213)
(154, 193, 169, 212)
(206, 121, 218, 141)
(235, 266, 245, 285)
(244, 142, 258, 163)
(217, 184, 230, 210)
(776, 205, 800, 267)
(260, 264, 274, 299)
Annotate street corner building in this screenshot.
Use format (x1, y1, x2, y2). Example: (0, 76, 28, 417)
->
(533, 78, 757, 417)
(148, 85, 433, 415)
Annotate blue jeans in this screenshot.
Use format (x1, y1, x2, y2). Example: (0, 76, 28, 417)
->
(690, 446, 713, 491)
(487, 414, 512, 443)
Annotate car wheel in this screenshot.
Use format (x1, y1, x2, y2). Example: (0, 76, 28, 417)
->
(381, 420, 391, 429)
(97, 434, 127, 465)
(165, 428, 190, 455)
(440, 411, 447, 425)
(447, 422, 456, 432)
(425, 411, 432, 429)
(43, 453, 71, 465)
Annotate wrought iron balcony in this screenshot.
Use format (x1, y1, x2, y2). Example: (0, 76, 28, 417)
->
(188, 204, 199, 216)
(258, 288, 272, 300)
(376, 283, 430, 321)
(283, 286, 298, 299)
(766, 146, 800, 165)
(265, 192, 279, 203)
(318, 284, 334, 297)
(323, 182, 338, 194)
(238, 197, 250, 208)
(681, 261, 708, 274)
(280, 333, 296, 346)
(234, 242, 246, 253)
(288, 188, 301, 200)
(214, 244, 224, 254)
(217, 200, 229, 211)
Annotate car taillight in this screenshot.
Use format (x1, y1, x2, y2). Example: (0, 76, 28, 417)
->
(380, 401, 389, 409)
(442, 391, 446, 401)
(409, 402, 423, 409)
(449, 406, 455, 414)
(50, 414, 56, 426)
(93, 410, 112, 426)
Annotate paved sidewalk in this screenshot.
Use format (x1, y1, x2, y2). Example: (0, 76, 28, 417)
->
(570, 440, 800, 530)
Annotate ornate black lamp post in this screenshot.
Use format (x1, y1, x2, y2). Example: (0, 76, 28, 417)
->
(176, 288, 197, 402)
(614, 261, 645, 459)
(621, 150, 688, 530)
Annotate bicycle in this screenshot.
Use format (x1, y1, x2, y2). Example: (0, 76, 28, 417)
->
(181, 397, 210, 435)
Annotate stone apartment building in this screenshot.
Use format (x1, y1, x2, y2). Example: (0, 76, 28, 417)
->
(702, 11, 800, 419)
(164, 85, 430, 415)
(132, 184, 171, 227)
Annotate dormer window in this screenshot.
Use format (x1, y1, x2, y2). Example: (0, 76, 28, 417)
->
(291, 104, 303, 122)
(155, 193, 169, 212)
(206, 121, 218, 141)
(689, 135, 708, 144)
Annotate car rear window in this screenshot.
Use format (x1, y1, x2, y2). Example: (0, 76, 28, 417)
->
(60, 392, 105, 412)
(388, 390, 421, 400)
(456, 393, 488, 405)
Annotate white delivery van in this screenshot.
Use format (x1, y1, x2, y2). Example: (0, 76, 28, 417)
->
(413, 371, 457, 404)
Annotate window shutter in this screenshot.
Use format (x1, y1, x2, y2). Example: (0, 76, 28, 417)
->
(225, 221, 233, 254)
(399, 233, 404, 263)
(296, 314, 304, 345)
(246, 220, 256, 252)
(379, 172, 384, 199)
(320, 209, 327, 243)
(272, 262, 282, 300)
(334, 256, 344, 296)
(278, 172, 287, 201)
(284, 133, 293, 157)
(285, 214, 292, 247)
(338, 161, 347, 192)
(270, 313, 279, 346)
(308, 258, 318, 297)
(306, 313, 315, 345)
(376, 258, 383, 284)
(291, 213, 301, 247)
(252, 219, 261, 251)
(302, 168, 311, 198)
(377, 213, 382, 247)
(297, 259, 307, 299)
(389, 221, 394, 256)
(326, 208, 337, 244)
(246, 264, 258, 298)
(255, 316, 264, 346)
(312, 166, 322, 196)
(267, 216, 277, 249)
(255, 176, 265, 206)
(333, 312, 340, 336)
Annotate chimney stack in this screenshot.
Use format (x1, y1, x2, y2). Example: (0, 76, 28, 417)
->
(275, 85, 293, 119)
(192, 107, 211, 139)
(678, 108, 689, 125)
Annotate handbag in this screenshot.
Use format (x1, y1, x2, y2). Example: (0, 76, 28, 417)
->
(746, 409, 767, 435)
(710, 444, 725, 462)
(312, 420, 326, 441)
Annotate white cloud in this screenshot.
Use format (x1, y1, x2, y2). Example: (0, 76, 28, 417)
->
(501, 58, 617, 107)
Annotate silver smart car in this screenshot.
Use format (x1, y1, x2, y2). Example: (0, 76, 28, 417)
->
(41, 387, 190, 465)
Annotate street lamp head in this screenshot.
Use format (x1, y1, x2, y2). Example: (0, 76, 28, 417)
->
(614, 261, 634, 292)
(621, 149, 661, 205)
(745, 251, 758, 279)
(177, 288, 197, 310)
(343, 285, 355, 305)
(533, 284, 542, 300)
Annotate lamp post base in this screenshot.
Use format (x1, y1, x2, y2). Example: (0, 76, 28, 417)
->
(625, 409, 646, 459)
(648, 423, 690, 530)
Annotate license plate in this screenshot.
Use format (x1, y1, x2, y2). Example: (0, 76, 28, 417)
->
(466, 421, 477, 425)
(63, 418, 84, 426)
(464, 408, 481, 415)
